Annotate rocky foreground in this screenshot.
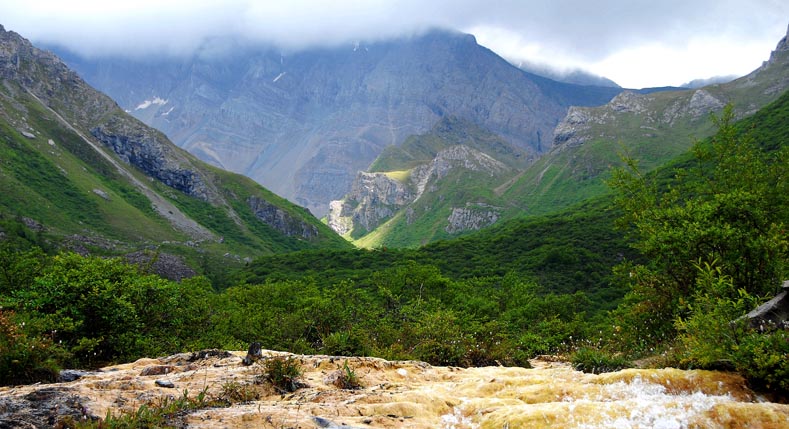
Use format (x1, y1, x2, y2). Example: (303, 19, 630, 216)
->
(1, 349, 787, 428)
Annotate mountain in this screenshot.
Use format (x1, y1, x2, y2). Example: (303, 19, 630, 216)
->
(0, 25, 350, 261)
(516, 61, 621, 88)
(681, 75, 738, 89)
(325, 26, 789, 247)
(327, 117, 529, 247)
(496, 24, 789, 218)
(51, 30, 622, 217)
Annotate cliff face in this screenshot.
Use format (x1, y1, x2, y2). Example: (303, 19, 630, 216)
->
(55, 30, 621, 217)
(247, 196, 318, 239)
(328, 144, 511, 239)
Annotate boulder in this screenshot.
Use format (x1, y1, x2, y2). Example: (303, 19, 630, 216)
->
(242, 342, 263, 366)
(744, 281, 789, 330)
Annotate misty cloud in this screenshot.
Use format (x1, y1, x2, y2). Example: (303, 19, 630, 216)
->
(1, 0, 787, 87)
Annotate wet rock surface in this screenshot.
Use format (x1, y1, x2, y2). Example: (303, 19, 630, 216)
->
(0, 349, 787, 428)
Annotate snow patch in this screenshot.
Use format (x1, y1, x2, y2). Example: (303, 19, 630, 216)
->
(135, 96, 168, 110)
(272, 72, 286, 83)
(161, 106, 175, 116)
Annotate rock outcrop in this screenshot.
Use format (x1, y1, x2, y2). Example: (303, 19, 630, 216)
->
(744, 280, 789, 330)
(247, 196, 319, 239)
(123, 250, 198, 281)
(327, 172, 414, 236)
(328, 144, 510, 237)
(91, 123, 211, 201)
(445, 204, 502, 234)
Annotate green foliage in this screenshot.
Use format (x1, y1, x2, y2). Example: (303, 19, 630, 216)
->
(259, 356, 303, 393)
(609, 105, 789, 351)
(571, 347, 632, 374)
(0, 309, 64, 385)
(328, 360, 363, 390)
(219, 380, 260, 403)
(0, 250, 216, 380)
(68, 388, 218, 429)
(732, 330, 789, 394)
(674, 262, 757, 368)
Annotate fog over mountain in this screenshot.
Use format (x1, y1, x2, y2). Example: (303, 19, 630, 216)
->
(55, 31, 622, 216)
(2, 0, 787, 88)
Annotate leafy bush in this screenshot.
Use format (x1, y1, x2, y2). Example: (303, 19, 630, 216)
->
(328, 360, 363, 390)
(571, 347, 632, 374)
(258, 356, 303, 393)
(0, 309, 64, 385)
(674, 263, 756, 369)
(321, 330, 370, 357)
(733, 330, 789, 395)
(219, 380, 260, 403)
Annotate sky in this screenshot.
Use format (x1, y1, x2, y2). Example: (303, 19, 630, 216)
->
(1, 0, 787, 88)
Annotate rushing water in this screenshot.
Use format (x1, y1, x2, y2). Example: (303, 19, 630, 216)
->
(1, 351, 786, 428)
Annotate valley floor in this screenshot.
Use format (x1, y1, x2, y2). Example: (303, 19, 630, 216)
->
(1, 350, 787, 428)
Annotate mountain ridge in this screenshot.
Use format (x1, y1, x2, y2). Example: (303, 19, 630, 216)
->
(327, 25, 789, 247)
(51, 29, 622, 216)
(0, 24, 350, 261)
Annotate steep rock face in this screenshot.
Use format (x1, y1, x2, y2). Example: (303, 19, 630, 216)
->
(328, 172, 414, 236)
(247, 196, 318, 239)
(91, 125, 210, 201)
(445, 204, 501, 233)
(328, 144, 511, 237)
(55, 30, 621, 216)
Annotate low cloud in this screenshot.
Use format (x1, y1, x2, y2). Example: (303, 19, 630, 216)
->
(1, 0, 786, 86)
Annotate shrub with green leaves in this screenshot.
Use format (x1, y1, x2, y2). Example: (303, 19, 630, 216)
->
(0, 309, 64, 385)
(259, 356, 303, 393)
(571, 347, 632, 374)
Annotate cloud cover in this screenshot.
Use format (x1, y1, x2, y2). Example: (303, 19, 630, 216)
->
(1, 0, 787, 87)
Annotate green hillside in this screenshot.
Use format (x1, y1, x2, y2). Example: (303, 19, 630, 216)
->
(0, 25, 350, 271)
(500, 35, 789, 219)
(343, 33, 789, 249)
(2, 66, 786, 400)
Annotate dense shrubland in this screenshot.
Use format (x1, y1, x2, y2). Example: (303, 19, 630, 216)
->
(607, 103, 788, 393)
(0, 96, 787, 397)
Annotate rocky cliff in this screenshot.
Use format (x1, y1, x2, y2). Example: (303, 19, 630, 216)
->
(54, 30, 621, 217)
(247, 196, 319, 239)
(328, 119, 522, 246)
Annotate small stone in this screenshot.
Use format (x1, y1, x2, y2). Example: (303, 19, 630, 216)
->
(58, 370, 89, 382)
(155, 380, 175, 388)
(92, 189, 110, 200)
(140, 365, 176, 376)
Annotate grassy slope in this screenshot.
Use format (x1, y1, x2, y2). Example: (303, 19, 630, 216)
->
(502, 92, 717, 218)
(0, 85, 350, 258)
(499, 45, 789, 221)
(0, 95, 182, 245)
